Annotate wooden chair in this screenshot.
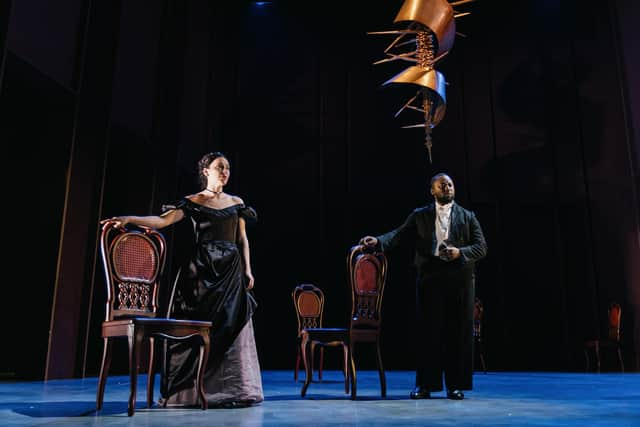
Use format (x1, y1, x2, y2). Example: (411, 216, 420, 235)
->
(473, 297, 487, 373)
(292, 284, 348, 384)
(300, 244, 387, 399)
(96, 220, 212, 416)
(584, 302, 624, 372)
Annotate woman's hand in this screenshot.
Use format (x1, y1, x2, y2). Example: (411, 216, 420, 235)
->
(245, 271, 255, 290)
(359, 236, 378, 247)
(100, 216, 130, 228)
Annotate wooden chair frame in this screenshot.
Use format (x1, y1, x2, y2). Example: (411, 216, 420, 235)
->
(292, 284, 348, 384)
(96, 220, 212, 416)
(299, 245, 387, 400)
(584, 302, 624, 373)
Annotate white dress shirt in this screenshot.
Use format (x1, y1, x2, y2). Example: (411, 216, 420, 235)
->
(434, 201, 453, 256)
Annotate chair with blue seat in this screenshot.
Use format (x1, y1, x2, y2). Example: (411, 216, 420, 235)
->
(298, 244, 388, 399)
(96, 220, 212, 416)
(292, 283, 348, 386)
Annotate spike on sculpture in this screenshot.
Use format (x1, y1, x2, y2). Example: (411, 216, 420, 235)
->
(369, 0, 474, 162)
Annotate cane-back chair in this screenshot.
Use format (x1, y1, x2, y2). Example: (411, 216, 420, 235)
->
(299, 244, 387, 400)
(292, 284, 348, 384)
(96, 220, 212, 416)
(584, 302, 624, 372)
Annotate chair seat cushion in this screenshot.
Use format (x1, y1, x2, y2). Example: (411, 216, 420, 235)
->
(104, 318, 211, 327)
(301, 327, 348, 342)
(102, 318, 212, 338)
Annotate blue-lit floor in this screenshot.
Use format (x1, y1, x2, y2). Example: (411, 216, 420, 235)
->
(1, 370, 638, 426)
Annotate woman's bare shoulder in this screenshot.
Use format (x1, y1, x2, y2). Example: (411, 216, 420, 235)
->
(185, 192, 205, 202)
(229, 194, 244, 205)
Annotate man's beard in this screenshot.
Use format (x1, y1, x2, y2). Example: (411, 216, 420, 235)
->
(436, 194, 454, 204)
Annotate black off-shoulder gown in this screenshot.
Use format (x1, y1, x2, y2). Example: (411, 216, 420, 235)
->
(160, 198, 263, 406)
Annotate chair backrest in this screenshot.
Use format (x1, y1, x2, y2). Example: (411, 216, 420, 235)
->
(292, 284, 325, 335)
(607, 302, 622, 342)
(347, 245, 387, 330)
(473, 297, 483, 338)
(99, 220, 167, 321)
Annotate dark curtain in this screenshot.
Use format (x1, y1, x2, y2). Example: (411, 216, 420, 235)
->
(1, 0, 638, 379)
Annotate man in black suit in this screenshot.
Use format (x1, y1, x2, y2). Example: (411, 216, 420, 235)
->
(360, 173, 487, 400)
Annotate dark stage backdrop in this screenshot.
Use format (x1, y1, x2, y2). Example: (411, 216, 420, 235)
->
(1, 0, 638, 380)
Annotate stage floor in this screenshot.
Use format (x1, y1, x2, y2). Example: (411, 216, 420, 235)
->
(1, 370, 638, 426)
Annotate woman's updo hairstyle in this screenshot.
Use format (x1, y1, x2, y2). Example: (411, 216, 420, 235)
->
(197, 151, 226, 189)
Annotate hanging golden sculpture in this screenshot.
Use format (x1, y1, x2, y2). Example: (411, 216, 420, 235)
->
(369, 0, 473, 162)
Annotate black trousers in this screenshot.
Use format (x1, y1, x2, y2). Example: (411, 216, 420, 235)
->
(414, 270, 474, 392)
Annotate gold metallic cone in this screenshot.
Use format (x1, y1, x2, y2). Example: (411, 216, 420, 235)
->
(393, 0, 456, 55)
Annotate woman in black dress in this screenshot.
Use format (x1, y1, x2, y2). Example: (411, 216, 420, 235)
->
(103, 152, 263, 407)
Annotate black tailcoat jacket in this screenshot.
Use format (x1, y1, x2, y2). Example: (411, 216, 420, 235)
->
(376, 202, 487, 391)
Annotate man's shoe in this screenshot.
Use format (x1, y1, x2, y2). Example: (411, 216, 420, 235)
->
(409, 386, 431, 399)
(447, 390, 464, 400)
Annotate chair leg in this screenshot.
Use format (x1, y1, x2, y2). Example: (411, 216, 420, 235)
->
(319, 347, 324, 382)
(196, 333, 210, 410)
(146, 337, 155, 408)
(478, 339, 487, 373)
(96, 338, 113, 411)
(127, 331, 144, 416)
(349, 342, 357, 400)
(584, 347, 590, 372)
(294, 345, 300, 382)
(341, 343, 349, 394)
(375, 339, 386, 398)
(617, 345, 624, 372)
(595, 341, 601, 373)
(159, 339, 169, 408)
(301, 334, 312, 397)
(310, 342, 316, 382)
